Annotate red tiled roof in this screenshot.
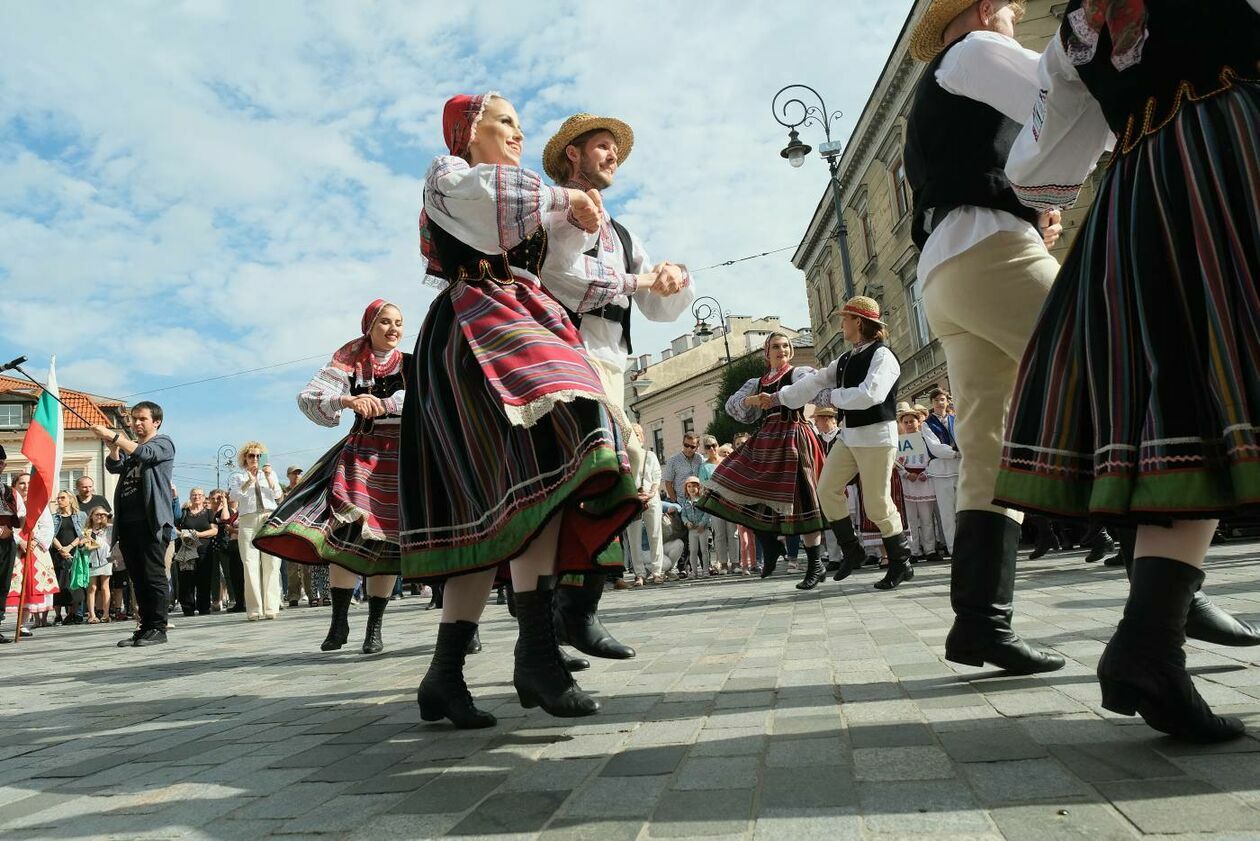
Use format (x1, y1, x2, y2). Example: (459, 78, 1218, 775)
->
(0, 375, 118, 430)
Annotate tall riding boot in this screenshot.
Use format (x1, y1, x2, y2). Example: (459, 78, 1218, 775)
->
(1113, 526, 1260, 647)
(795, 544, 826, 591)
(873, 531, 914, 590)
(944, 511, 1065, 673)
(514, 576, 600, 717)
(426, 581, 443, 610)
(467, 627, 482, 654)
(757, 532, 782, 579)
(829, 518, 867, 582)
(1098, 557, 1244, 742)
(320, 587, 353, 651)
(416, 621, 497, 729)
(362, 596, 388, 654)
(554, 574, 635, 659)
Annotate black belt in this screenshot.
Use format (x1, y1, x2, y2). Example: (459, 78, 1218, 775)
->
(587, 303, 629, 322)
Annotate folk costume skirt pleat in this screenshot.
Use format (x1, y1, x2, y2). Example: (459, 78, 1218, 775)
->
(697, 414, 827, 535)
(254, 425, 401, 576)
(995, 82, 1260, 523)
(396, 288, 639, 580)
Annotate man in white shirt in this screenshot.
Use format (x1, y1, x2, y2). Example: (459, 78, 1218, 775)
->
(541, 113, 693, 661)
(903, 0, 1064, 675)
(624, 425, 664, 585)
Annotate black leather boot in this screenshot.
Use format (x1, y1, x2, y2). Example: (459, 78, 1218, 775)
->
(554, 574, 635, 659)
(873, 532, 914, 590)
(1084, 527, 1113, 563)
(467, 627, 482, 654)
(1027, 515, 1059, 560)
(1112, 526, 1260, 647)
(496, 584, 507, 605)
(1098, 557, 1244, 742)
(944, 511, 1065, 674)
(515, 577, 599, 717)
(757, 532, 782, 579)
(795, 544, 826, 590)
(829, 518, 866, 582)
(361, 595, 387, 654)
(425, 581, 443, 610)
(320, 587, 353, 651)
(563, 650, 591, 672)
(416, 621, 497, 729)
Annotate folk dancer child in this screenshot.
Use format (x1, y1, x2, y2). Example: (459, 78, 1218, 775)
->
(401, 94, 642, 728)
(696, 333, 829, 590)
(256, 301, 411, 656)
(994, 0, 1260, 739)
(767, 297, 910, 590)
(895, 403, 942, 564)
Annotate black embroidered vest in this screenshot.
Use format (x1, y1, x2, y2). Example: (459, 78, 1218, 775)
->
(836, 342, 900, 429)
(426, 221, 547, 284)
(904, 35, 1042, 250)
(351, 353, 411, 434)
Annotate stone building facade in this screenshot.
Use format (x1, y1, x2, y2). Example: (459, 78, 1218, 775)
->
(793, 0, 1100, 403)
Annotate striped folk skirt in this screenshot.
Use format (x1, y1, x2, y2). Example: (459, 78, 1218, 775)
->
(396, 291, 639, 580)
(697, 415, 827, 534)
(995, 81, 1260, 523)
(254, 424, 402, 576)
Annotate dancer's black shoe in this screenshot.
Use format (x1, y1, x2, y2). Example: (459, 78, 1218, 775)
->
(361, 595, 387, 654)
(873, 532, 914, 590)
(416, 620, 497, 729)
(829, 518, 866, 582)
(555, 574, 634, 659)
(795, 545, 826, 590)
(514, 576, 599, 717)
(425, 582, 443, 611)
(562, 650, 591, 672)
(757, 532, 782, 579)
(466, 627, 482, 654)
(321, 587, 353, 651)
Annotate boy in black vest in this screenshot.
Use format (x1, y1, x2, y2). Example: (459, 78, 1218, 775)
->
(903, 0, 1064, 675)
(766, 297, 912, 590)
(539, 113, 692, 666)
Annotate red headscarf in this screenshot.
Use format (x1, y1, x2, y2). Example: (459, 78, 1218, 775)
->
(1065, 0, 1148, 70)
(759, 332, 795, 387)
(442, 92, 496, 159)
(330, 299, 402, 383)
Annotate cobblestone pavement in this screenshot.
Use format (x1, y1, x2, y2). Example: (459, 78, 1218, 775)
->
(3, 542, 1260, 840)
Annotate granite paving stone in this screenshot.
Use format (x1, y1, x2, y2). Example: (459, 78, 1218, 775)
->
(2, 541, 1259, 838)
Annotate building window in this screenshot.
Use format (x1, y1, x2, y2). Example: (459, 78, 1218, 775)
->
(652, 428, 665, 462)
(854, 196, 876, 265)
(682, 417, 694, 436)
(59, 468, 85, 493)
(891, 156, 911, 220)
(901, 259, 930, 350)
(0, 404, 23, 428)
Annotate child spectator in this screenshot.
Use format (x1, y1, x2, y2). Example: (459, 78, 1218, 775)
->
(680, 477, 711, 577)
(896, 403, 941, 564)
(83, 507, 113, 622)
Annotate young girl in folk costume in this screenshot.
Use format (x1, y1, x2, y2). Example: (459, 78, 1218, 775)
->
(995, 0, 1260, 742)
(5, 474, 58, 634)
(895, 403, 941, 564)
(83, 507, 113, 622)
(400, 93, 641, 729)
(256, 300, 409, 656)
(768, 297, 909, 590)
(697, 333, 829, 589)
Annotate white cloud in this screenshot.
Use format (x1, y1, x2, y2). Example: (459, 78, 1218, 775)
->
(0, 0, 915, 464)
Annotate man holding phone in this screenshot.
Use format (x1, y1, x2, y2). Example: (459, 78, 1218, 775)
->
(228, 442, 284, 620)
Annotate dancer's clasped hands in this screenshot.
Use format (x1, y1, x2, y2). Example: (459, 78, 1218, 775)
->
(568, 188, 605, 233)
(743, 392, 774, 410)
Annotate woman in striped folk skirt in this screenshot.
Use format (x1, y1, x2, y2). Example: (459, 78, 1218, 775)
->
(994, 0, 1260, 742)
(697, 333, 829, 589)
(256, 300, 408, 656)
(401, 93, 640, 729)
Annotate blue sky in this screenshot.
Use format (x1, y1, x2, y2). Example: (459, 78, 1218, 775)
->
(0, 0, 914, 492)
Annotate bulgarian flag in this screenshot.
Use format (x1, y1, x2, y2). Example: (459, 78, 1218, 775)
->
(20, 357, 62, 541)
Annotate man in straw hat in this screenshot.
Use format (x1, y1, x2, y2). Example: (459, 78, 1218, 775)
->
(762, 296, 913, 591)
(540, 112, 693, 664)
(902, 0, 1066, 675)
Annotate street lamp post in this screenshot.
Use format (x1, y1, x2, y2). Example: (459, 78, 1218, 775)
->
(215, 444, 236, 490)
(691, 296, 732, 366)
(772, 84, 857, 301)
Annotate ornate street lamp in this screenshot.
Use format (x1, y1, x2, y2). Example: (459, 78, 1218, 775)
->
(215, 444, 236, 490)
(691, 296, 732, 366)
(772, 84, 857, 300)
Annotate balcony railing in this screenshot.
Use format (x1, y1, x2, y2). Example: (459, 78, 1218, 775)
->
(902, 338, 946, 384)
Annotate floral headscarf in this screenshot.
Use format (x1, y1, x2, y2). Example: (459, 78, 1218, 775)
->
(1065, 0, 1148, 70)
(330, 299, 401, 384)
(442, 92, 497, 159)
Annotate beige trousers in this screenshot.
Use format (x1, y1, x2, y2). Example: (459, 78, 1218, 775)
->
(923, 230, 1059, 521)
(237, 512, 282, 618)
(590, 357, 644, 482)
(817, 441, 902, 538)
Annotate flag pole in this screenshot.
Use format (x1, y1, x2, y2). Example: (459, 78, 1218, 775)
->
(8, 364, 100, 429)
(11, 543, 33, 646)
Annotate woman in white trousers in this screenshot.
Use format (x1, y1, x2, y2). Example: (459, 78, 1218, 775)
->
(228, 442, 284, 620)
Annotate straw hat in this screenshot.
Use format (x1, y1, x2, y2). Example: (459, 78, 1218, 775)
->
(840, 295, 886, 326)
(543, 113, 635, 183)
(909, 0, 1025, 62)
(896, 401, 919, 420)
(813, 407, 838, 418)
